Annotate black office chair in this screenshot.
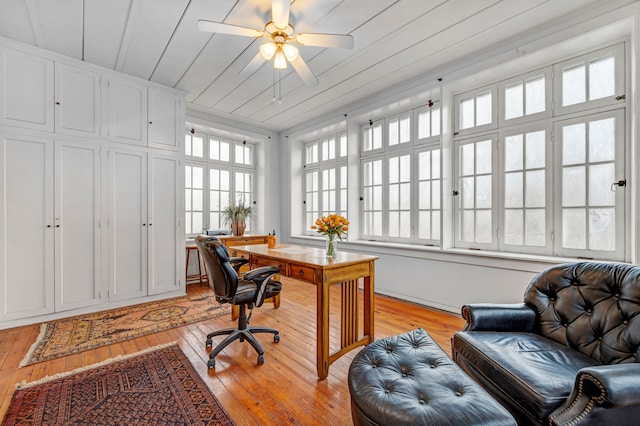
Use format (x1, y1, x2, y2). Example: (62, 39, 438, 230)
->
(195, 235, 282, 368)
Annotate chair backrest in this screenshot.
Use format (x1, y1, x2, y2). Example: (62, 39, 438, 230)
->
(195, 236, 238, 300)
(524, 262, 640, 365)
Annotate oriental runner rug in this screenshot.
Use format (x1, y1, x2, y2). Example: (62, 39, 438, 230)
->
(20, 290, 230, 367)
(4, 343, 234, 425)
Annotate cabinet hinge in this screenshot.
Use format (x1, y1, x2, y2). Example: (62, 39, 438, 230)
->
(615, 94, 626, 101)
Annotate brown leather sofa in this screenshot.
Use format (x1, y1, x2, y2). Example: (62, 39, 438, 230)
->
(452, 262, 640, 425)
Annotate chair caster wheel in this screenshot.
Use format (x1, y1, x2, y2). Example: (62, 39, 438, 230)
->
(274, 334, 280, 343)
(207, 358, 216, 369)
(205, 339, 212, 348)
(240, 336, 244, 342)
(257, 354, 264, 365)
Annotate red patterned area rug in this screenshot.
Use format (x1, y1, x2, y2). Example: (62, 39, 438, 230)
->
(4, 343, 233, 426)
(20, 289, 230, 367)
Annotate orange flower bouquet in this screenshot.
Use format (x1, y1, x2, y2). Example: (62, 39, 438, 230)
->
(311, 214, 349, 257)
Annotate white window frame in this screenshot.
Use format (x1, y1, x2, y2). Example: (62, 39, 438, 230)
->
(498, 68, 552, 127)
(184, 129, 256, 237)
(454, 84, 498, 137)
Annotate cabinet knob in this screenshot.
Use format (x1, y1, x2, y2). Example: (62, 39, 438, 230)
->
(55, 225, 60, 228)
(298, 269, 303, 277)
(55, 101, 60, 105)
(142, 223, 146, 226)
(149, 223, 152, 226)
(148, 121, 152, 124)
(46, 225, 52, 228)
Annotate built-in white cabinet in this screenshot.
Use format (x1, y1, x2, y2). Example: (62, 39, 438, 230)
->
(148, 88, 181, 151)
(108, 148, 148, 301)
(104, 78, 147, 146)
(54, 139, 102, 312)
(0, 48, 54, 132)
(0, 134, 55, 320)
(0, 134, 102, 319)
(148, 153, 182, 294)
(54, 63, 101, 137)
(0, 40, 184, 329)
(104, 78, 182, 152)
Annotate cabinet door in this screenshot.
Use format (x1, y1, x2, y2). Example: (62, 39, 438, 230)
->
(0, 47, 54, 132)
(148, 88, 181, 151)
(108, 148, 148, 301)
(148, 153, 182, 295)
(55, 63, 101, 137)
(54, 140, 102, 311)
(0, 134, 54, 320)
(105, 78, 147, 145)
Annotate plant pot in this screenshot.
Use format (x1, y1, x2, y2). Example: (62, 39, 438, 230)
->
(231, 221, 246, 236)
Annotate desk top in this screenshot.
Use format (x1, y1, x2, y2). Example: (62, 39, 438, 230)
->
(232, 243, 377, 269)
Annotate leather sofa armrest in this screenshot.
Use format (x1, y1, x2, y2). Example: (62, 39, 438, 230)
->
(549, 364, 640, 425)
(461, 303, 536, 332)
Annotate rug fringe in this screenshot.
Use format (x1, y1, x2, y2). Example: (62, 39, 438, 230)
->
(19, 323, 48, 368)
(15, 341, 179, 389)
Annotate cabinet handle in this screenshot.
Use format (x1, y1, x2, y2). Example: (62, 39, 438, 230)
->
(148, 121, 152, 124)
(149, 223, 153, 226)
(55, 101, 60, 105)
(298, 269, 303, 277)
(46, 225, 52, 228)
(142, 223, 146, 226)
(55, 225, 60, 228)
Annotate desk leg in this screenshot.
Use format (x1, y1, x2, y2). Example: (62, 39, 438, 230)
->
(363, 274, 375, 344)
(317, 277, 330, 380)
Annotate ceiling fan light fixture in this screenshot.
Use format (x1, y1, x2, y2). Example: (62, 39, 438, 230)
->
(260, 42, 277, 60)
(282, 43, 299, 62)
(274, 49, 287, 69)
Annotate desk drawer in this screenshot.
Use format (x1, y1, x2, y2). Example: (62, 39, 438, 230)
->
(289, 263, 316, 284)
(224, 236, 267, 246)
(250, 255, 286, 272)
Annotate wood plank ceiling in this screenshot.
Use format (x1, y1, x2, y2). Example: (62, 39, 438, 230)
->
(0, 0, 626, 132)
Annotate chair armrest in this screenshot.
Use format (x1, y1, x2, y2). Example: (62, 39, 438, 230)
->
(243, 266, 280, 282)
(461, 303, 536, 332)
(243, 266, 280, 307)
(229, 256, 249, 272)
(549, 364, 640, 425)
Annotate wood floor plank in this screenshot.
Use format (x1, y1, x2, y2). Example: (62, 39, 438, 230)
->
(0, 277, 465, 424)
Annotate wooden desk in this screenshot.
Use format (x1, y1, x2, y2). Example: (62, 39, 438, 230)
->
(233, 243, 378, 380)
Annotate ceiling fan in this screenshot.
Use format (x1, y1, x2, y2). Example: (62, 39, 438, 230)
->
(197, 0, 354, 86)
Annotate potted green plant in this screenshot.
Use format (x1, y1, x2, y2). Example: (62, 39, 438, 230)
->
(222, 200, 253, 236)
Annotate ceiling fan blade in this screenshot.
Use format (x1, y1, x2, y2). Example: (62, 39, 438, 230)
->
(240, 51, 266, 76)
(295, 33, 354, 49)
(271, 0, 291, 29)
(290, 56, 319, 87)
(197, 20, 263, 38)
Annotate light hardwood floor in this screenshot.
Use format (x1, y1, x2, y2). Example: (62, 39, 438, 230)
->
(0, 277, 465, 425)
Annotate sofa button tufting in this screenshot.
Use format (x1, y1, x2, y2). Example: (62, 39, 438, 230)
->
(624, 320, 629, 325)
(430, 363, 436, 368)
(419, 399, 425, 405)
(455, 391, 462, 396)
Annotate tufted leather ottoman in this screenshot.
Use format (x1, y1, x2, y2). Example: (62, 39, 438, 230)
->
(348, 328, 516, 426)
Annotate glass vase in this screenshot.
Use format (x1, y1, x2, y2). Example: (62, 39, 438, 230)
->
(326, 235, 337, 258)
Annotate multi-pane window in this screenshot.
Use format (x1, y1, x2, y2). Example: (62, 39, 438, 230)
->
(184, 129, 256, 235)
(502, 129, 548, 251)
(362, 159, 383, 237)
(417, 148, 441, 242)
(208, 168, 230, 229)
(456, 137, 494, 247)
(455, 86, 496, 133)
(362, 120, 383, 152)
(453, 43, 626, 260)
(304, 133, 348, 233)
(185, 165, 204, 235)
(360, 103, 442, 243)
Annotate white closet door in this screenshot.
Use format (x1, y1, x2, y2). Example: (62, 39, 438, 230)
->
(54, 140, 102, 311)
(0, 47, 54, 132)
(108, 148, 147, 301)
(54, 63, 101, 137)
(0, 134, 54, 320)
(148, 88, 181, 151)
(105, 78, 147, 145)
(148, 153, 182, 295)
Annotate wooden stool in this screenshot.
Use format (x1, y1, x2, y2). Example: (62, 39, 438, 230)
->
(185, 244, 207, 284)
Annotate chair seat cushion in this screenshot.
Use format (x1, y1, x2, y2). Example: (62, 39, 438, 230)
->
(453, 331, 598, 422)
(219, 281, 282, 306)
